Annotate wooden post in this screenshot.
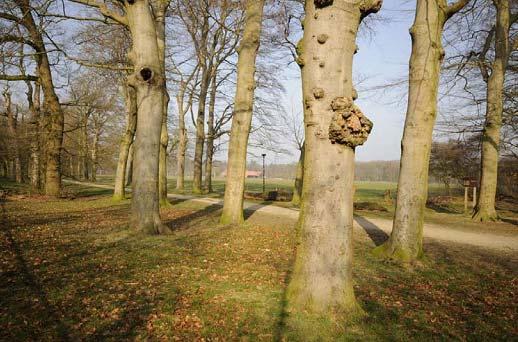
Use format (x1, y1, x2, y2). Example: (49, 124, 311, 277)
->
(473, 186, 477, 209)
(464, 186, 468, 213)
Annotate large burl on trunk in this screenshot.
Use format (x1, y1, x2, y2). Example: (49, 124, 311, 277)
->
(285, 0, 380, 332)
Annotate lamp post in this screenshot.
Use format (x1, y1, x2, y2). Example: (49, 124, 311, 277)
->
(262, 153, 266, 195)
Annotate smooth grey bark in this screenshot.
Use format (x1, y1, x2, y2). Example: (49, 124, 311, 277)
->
(127, 0, 170, 234)
(286, 0, 380, 328)
(220, 0, 265, 225)
(473, 0, 511, 222)
(373, 0, 469, 262)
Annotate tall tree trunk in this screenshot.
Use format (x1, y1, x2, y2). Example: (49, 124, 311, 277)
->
(291, 143, 304, 206)
(80, 113, 90, 180)
(18, 0, 64, 196)
(192, 69, 210, 194)
(473, 0, 510, 222)
(204, 72, 218, 193)
(176, 91, 188, 191)
(373, 0, 468, 262)
(127, 0, 171, 234)
(192, 13, 211, 194)
(28, 79, 41, 189)
(285, 0, 379, 327)
(113, 84, 137, 201)
(220, 0, 265, 225)
(156, 2, 171, 207)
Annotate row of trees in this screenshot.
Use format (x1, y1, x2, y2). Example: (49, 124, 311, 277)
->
(0, 0, 516, 331)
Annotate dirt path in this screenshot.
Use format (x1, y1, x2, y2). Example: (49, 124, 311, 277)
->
(65, 180, 518, 252)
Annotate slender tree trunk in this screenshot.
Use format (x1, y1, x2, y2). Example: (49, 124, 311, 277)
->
(192, 67, 210, 194)
(285, 0, 378, 327)
(113, 84, 137, 201)
(473, 0, 510, 222)
(373, 0, 468, 262)
(4, 90, 21, 183)
(80, 113, 90, 180)
(204, 72, 218, 193)
(291, 143, 304, 206)
(156, 2, 171, 207)
(127, 0, 170, 234)
(29, 80, 41, 189)
(126, 143, 134, 187)
(159, 108, 170, 206)
(18, 0, 64, 196)
(176, 91, 188, 191)
(91, 122, 100, 182)
(220, 0, 265, 225)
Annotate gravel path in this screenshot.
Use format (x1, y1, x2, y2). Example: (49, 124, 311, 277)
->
(66, 180, 518, 252)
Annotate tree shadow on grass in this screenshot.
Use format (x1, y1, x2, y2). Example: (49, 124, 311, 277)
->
(1, 202, 73, 341)
(164, 203, 222, 231)
(0, 201, 161, 341)
(354, 215, 389, 246)
(243, 201, 272, 220)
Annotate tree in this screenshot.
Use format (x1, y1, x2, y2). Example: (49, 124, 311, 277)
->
(113, 84, 137, 200)
(285, 0, 380, 330)
(373, 0, 470, 263)
(72, 0, 171, 233)
(429, 140, 475, 194)
(220, 0, 266, 225)
(0, 0, 65, 196)
(473, 0, 513, 221)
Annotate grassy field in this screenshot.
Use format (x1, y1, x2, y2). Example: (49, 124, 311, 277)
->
(0, 179, 517, 340)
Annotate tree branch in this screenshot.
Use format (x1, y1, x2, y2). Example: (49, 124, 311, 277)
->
(68, 0, 128, 26)
(0, 74, 38, 81)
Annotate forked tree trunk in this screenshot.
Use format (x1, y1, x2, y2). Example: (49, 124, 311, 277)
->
(127, 0, 170, 234)
(204, 72, 218, 193)
(373, 0, 468, 262)
(18, 0, 64, 196)
(473, 0, 510, 222)
(291, 143, 304, 206)
(113, 84, 137, 201)
(285, 0, 379, 327)
(220, 0, 265, 225)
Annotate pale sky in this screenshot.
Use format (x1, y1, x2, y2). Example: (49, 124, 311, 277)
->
(276, 0, 415, 164)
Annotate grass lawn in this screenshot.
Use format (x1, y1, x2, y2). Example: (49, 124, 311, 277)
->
(1, 179, 517, 340)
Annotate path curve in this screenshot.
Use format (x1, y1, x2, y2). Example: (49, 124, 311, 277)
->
(65, 180, 518, 252)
